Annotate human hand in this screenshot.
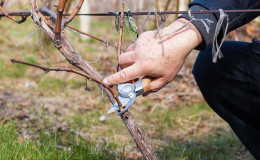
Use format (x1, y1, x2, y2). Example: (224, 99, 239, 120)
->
(103, 18, 202, 92)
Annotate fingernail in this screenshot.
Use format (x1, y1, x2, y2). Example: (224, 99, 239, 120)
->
(103, 78, 108, 85)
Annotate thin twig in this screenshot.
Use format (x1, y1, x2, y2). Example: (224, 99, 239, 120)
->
(65, 0, 84, 26)
(116, 0, 125, 73)
(38, 7, 122, 51)
(34, 7, 55, 29)
(55, 0, 68, 47)
(116, 0, 126, 112)
(0, 6, 27, 23)
(45, 0, 50, 8)
(67, 25, 123, 51)
(10, 59, 122, 108)
(39, 12, 55, 30)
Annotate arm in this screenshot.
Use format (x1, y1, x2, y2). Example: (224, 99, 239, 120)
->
(190, 0, 260, 34)
(182, 0, 260, 49)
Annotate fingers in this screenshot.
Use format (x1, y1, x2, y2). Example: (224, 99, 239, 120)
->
(142, 77, 167, 97)
(118, 51, 135, 69)
(126, 43, 136, 52)
(149, 77, 167, 92)
(103, 44, 138, 86)
(103, 63, 143, 86)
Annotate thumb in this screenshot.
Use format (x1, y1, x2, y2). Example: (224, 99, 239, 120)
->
(103, 64, 142, 86)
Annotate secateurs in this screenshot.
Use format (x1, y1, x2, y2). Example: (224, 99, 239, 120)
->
(108, 77, 152, 116)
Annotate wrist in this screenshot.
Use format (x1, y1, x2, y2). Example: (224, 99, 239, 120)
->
(160, 18, 203, 58)
(164, 18, 202, 46)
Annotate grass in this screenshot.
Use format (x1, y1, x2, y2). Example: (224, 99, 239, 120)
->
(157, 132, 252, 160)
(38, 78, 67, 91)
(153, 103, 211, 127)
(0, 122, 125, 160)
(0, 112, 253, 160)
(0, 59, 27, 79)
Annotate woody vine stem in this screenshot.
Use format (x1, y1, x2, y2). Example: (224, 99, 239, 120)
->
(1, 0, 159, 159)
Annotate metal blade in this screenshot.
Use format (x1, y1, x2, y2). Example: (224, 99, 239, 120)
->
(117, 93, 136, 116)
(119, 96, 130, 106)
(108, 104, 119, 113)
(107, 96, 130, 114)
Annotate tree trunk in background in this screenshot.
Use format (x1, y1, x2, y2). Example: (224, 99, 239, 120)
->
(0, 0, 5, 6)
(136, 0, 144, 31)
(65, 0, 72, 13)
(155, 0, 159, 10)
(164, 0, 172, 11)
(178, 0, 189, 12)
(80, 0, 91, 40)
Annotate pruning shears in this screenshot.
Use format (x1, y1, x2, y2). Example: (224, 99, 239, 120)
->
(108, 77, 152, 116)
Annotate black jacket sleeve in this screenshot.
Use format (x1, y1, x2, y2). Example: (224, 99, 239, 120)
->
(179, 0, 260, 50)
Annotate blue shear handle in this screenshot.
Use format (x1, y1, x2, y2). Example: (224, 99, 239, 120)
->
(117, 93, 136, 116)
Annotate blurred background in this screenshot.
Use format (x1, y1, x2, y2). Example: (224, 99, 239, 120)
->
(0, 0, 259, 159)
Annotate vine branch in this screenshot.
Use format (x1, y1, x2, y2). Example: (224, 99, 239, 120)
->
(67, 25, 122, 51)
(116, 0, 125, 72)
(38, 7, 122, 51)
(0, 6, 27, 23)
(11, 59, 122, 109)
(65, 0, 84, 26)
(55, 0, 68, 47)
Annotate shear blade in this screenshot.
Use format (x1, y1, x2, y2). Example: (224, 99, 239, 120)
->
(107, 96, 130, 114)
(108, 105, 119, 114)
(117, 93, 136, 116)
(119, 96, 130, 106)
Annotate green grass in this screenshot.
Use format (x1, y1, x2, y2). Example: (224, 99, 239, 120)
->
(23, 56, 38, 64)
(38, 78, 85, 92)
(0, 120, 252, 160)
(0, 59, 27, 79)
(0, 55, 40, 79)
(157, 132, 252, 160)
(0, 123, 125, 160)
(149, 103, 210, 129)
(61, 103, 254, 160)
(38, 78, 67, 91)
(0, 96, 254, 160)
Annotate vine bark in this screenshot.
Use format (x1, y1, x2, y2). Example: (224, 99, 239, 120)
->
(29, 0, 157, 159)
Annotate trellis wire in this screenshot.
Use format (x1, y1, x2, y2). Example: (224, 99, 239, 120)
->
(1, 9, 260, 17)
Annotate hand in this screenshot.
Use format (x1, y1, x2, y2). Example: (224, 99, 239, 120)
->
(103, 18, 202, 92)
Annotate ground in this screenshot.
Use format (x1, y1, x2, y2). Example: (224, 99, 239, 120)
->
(0, 14, 257, 160)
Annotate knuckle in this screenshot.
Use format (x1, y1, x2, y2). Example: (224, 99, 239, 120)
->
(119, 69, 129, 80)
(105, 77, 112, 85)
(150, 88, 159, 92)
(150, 86, 161, 92)
(126, 44, 135, 52)
(109, 74, 120, 84)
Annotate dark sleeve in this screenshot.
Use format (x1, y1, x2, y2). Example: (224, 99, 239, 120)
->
(179, 0, 260, 50)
